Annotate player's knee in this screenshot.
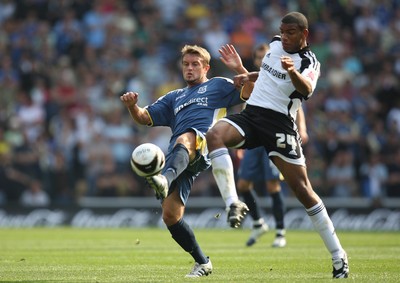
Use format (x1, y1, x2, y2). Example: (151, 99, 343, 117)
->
(237, 186, 250, 193)
(162, 208, 181, 226)
(205, 127, 219, 144)
(237, 179, 251, 193)
(266, 180, 281, 193)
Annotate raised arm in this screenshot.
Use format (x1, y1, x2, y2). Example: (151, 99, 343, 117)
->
(219, 44, 248, 75)
(120, 92, 151, 125)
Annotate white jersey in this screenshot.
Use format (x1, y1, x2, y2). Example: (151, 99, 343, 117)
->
(246, 36, 320, 120)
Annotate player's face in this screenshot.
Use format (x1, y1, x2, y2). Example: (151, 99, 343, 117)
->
(280, 23, 308, 53)
(182, 54, 210, 86)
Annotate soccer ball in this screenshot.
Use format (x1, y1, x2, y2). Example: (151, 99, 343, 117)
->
(130, 143, 165, 177)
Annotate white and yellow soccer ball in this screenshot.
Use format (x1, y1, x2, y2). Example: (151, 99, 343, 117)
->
(130, 143, 165, 177)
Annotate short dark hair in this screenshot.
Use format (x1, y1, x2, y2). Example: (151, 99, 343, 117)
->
(281, 12, 308, 30)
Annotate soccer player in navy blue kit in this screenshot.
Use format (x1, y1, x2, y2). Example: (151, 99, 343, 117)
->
(120, 44, 250, 277)
(206, 12, 349, 278)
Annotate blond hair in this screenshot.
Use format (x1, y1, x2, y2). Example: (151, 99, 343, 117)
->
(181, 45, 211, 66)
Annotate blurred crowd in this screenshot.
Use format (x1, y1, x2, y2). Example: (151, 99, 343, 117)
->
(0, 0, 400, 207)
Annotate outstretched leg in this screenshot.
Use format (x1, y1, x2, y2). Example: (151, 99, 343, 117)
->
(207, 121, 249, 228)
(163, 190, 212, 278)
(209, 148, 249, 228)
(273, 157, 349, 278)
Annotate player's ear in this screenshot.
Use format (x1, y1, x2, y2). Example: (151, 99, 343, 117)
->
(302, 28, 309, 38)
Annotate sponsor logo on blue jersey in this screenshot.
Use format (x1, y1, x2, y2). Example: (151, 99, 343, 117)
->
(174, 97, 209, 115)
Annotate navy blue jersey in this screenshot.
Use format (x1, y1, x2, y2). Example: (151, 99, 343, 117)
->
(146, 77, 246, 153)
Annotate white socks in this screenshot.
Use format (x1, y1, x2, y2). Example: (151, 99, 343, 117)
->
(306, 202, 345, 259)
(209, 148, 239, 207)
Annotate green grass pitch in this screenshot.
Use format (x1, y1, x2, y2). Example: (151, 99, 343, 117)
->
(0, 228, 399, 282)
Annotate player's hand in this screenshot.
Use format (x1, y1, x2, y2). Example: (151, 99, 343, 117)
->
(120, 92, 139, 108)
(233, 73, 249, 88)
(281, 56, 295, 72)
(219, 44, 243, 72)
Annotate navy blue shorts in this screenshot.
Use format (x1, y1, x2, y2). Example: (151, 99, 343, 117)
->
(237, 147, 281, 182)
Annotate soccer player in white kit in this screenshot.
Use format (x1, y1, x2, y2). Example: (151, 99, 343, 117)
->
(206, 12, 349, 279)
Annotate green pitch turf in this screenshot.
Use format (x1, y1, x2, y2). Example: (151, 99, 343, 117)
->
(0, 228, 398, 282)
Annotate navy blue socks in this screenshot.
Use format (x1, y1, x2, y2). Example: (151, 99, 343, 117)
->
(168, 218, 208, 264)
